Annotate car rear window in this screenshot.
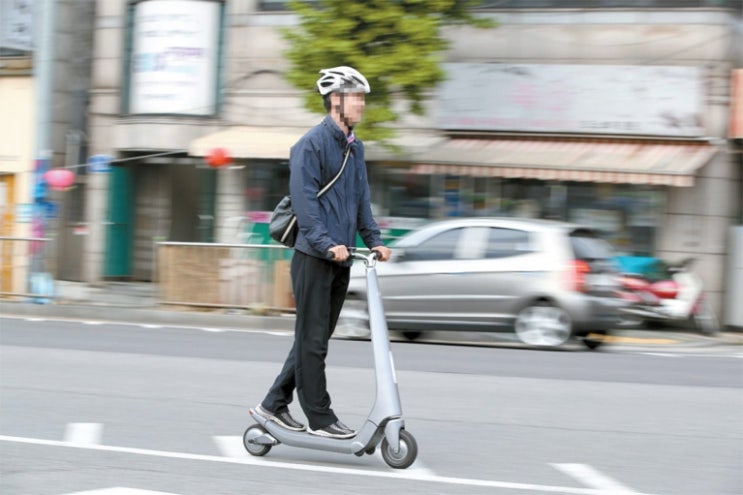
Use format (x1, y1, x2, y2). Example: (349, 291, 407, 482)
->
(569, 229, 615, 261)
(485, 228, 533, 258)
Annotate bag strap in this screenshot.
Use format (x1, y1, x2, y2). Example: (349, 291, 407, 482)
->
(317, 146, 351, 198)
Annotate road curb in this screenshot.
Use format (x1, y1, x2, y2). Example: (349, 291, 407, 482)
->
(0, 301, 296, 332)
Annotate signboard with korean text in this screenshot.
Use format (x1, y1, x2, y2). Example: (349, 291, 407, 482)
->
(437, 64, 705, 137)
(129, 0, 221, 115)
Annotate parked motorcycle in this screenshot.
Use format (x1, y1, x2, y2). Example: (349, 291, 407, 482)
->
(616, 257, 719, 335)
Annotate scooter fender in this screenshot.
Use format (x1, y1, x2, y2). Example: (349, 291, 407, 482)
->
(249, 409, 280, 445)
(384, 418, 405, 454)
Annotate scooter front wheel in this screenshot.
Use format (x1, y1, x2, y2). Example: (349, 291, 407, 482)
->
(243, 424, 272, 456)
(381, 429, 417, 469)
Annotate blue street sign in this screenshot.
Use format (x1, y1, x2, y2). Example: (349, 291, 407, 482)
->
(88, 154, 113, 173)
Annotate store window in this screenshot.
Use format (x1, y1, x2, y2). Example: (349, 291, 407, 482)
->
(372, 170, 664, 256)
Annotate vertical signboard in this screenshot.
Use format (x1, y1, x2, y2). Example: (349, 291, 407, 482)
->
(129, 0, 221, 115)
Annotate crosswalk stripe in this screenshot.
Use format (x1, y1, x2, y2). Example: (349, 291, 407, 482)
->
(552, 463, 637, 494)
(62, 488, 180, 495)
(213, 435, 249, 458)
(64, 423, 102, 445)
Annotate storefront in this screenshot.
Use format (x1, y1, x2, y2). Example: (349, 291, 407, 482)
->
(402, 136, 716, 255)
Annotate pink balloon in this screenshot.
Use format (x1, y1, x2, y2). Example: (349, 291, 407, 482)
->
(44, 168, 76, 190)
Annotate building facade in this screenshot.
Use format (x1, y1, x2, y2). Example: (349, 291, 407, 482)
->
(0, 0, 95, 295)
(78, 0, 741, 321)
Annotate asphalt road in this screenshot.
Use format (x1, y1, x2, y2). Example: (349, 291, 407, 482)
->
(1, 316, 741, 495)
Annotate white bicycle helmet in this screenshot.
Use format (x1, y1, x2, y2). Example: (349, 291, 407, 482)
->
(316, 66, 371, 95)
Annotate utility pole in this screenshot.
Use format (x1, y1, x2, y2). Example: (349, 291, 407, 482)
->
(29, 0, 56, 301)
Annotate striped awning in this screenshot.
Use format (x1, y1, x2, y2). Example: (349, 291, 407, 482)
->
(413, 138, 717, 187)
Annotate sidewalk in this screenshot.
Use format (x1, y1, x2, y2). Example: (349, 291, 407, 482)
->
(0, 281, 295, 333)
(1, 281, 741, 349)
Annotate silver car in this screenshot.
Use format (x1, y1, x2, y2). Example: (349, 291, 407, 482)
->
(337, 217, 625, 349)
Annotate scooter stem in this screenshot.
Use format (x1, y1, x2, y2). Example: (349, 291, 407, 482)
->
(364, 260, 403, 424)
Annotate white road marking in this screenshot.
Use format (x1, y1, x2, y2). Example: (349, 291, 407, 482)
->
(374, 449, 437, 477)
(215, 434, 439, 477)
(552, 463, 637, 494)
(63, 488, 179, 495)
(5, 314, 287, 336)
(213, 435, 249, 458)
(64, 423, 102, 445)
(0, 435, 661, 494)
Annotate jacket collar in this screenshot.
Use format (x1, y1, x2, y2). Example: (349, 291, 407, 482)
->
(323, 115, 354, 148)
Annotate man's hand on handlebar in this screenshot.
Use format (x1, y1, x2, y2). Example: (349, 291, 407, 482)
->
(371, 245, 391, 262)
(328, 245, 350, 262)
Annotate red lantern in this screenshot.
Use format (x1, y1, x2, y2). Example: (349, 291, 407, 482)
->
(44, 168, 76, 191)
(206, 147, 232, 168)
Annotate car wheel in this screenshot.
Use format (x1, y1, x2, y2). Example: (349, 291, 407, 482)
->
(401, 331, 421, 341)
(690, 299, 719, 336)
(514, 302, 573, 347)
(335, 297, 371, 339)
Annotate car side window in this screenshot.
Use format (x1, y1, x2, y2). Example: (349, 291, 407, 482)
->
(485, 228, 532, 259)
(570, 229, 614, 260)
(405, 228, 462, 261)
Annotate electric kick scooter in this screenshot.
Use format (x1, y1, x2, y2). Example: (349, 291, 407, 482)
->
(243, 250, 418, 469)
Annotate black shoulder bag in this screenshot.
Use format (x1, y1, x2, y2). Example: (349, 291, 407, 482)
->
(269, 147, 351, 247)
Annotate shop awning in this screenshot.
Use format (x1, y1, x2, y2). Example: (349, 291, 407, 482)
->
(413, 138, 717, 187)
(189, 126, 446, 162)
(189, 127, 307, 160)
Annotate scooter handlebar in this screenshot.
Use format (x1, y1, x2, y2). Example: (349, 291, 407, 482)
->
(326, 248, 379, 264)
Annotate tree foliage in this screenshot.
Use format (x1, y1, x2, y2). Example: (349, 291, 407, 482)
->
(283, 0, 495, 142)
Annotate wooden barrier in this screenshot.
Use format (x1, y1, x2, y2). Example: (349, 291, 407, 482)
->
(157, 242, 294, 312)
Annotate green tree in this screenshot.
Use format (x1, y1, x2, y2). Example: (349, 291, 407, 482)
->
(283, 0, 495, 143)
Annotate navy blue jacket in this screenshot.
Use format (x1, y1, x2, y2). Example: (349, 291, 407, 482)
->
(290, 115, 383, 264)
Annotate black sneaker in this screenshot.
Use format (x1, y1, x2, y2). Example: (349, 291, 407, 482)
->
(255, 404, 306, 432)
(308, 420, 356, 439)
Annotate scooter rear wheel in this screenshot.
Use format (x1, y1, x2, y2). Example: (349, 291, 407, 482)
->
(243, 424, 272, 456)
(381, 429, 417, 469)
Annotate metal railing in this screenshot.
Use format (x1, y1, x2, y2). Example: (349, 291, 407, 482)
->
(157, 241, 295, 312)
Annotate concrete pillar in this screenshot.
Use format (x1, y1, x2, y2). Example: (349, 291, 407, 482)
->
(215, 167, 246, 244)
(82, 171, 109, 284)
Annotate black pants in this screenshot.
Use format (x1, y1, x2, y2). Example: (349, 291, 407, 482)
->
(261, 251, 350, 430)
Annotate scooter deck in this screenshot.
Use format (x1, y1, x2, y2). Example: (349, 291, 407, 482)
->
(250, 408, 384, 454)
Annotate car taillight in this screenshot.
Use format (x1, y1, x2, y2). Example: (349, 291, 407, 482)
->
(567, 260, 591, 293)
(649, 280, 679, 299)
